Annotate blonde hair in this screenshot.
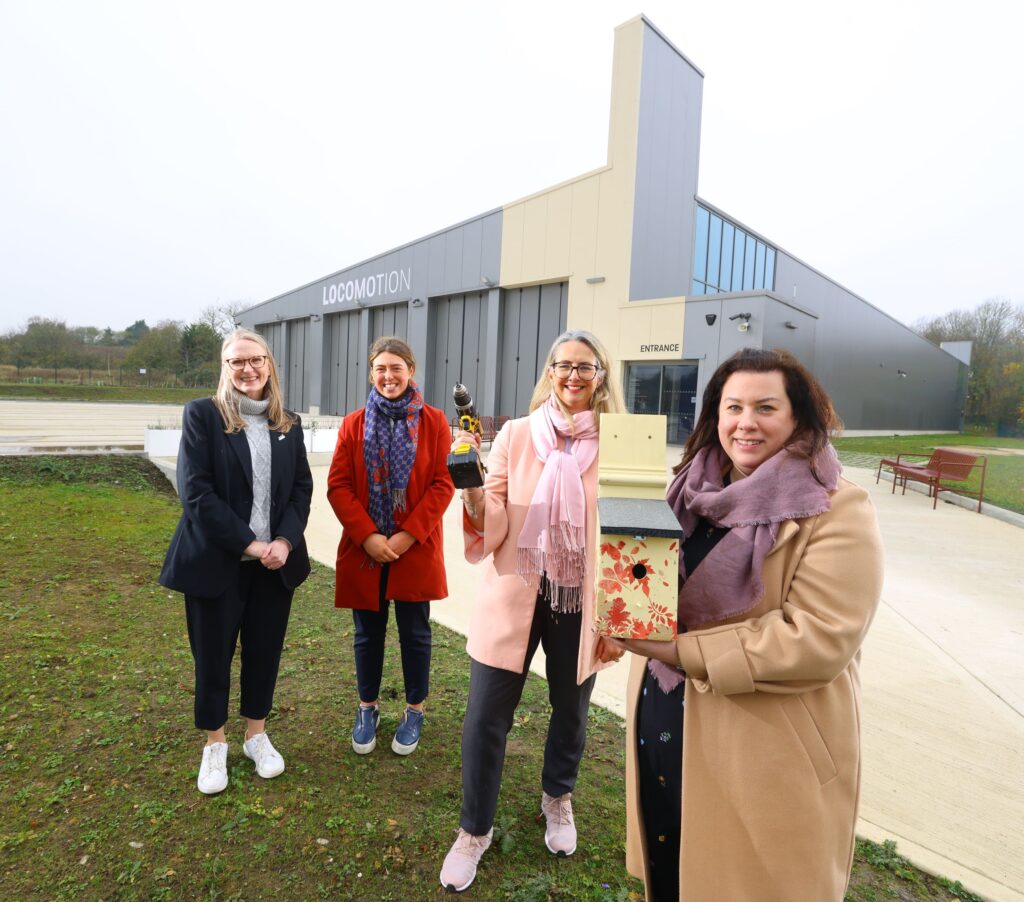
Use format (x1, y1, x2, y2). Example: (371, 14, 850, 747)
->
(213, 328, 296, 434)
(528, 329, 625, 431)
(367, 335, 417, 382)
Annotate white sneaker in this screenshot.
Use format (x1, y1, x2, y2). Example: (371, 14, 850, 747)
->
(197, 742, 228, 794)
(440, 827, 493, 893)
(541, 791, 577, 856)
(243, 732, 285, 778)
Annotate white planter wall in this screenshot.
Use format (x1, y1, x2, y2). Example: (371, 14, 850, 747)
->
(145, 429, 183, 456)
(308, 427, 338, 453)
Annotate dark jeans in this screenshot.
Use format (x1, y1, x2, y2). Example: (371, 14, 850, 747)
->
(184, 561, 293, 730)
(459, 594, 596, 835)
(352, 570, 432, 705)
(636, 665, 685, 902)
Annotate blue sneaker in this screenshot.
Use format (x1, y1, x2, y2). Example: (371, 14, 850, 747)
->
(352, 704, 379, 755)
(391, 706, 424, 755)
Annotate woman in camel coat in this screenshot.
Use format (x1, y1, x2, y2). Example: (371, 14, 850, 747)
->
(612, 348, 884, 901)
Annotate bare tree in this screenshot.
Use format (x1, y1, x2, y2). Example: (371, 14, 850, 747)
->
(915, 298, 1024, 430)
(199, 301, 251, 338)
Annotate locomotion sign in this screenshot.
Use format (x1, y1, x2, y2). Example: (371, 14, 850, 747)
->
(322, 268, 412, 306)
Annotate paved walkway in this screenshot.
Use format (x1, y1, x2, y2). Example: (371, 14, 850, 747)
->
(308, 457, 1024, 902)
(3, 400, 1021, 900)
(0, 399, 183, 451)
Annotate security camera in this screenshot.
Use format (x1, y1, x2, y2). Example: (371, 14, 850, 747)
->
(705, 313, 717, 326)
(729, 311, 752, 332)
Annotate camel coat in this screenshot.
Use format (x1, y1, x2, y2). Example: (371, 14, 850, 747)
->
(463, 416, 609, 684)
(625, 477, 883, 901)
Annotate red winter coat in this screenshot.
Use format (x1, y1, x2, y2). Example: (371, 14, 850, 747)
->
(327, 403, 454, 610)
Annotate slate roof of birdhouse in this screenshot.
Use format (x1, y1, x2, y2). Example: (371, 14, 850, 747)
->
(598, 497, 684, 539)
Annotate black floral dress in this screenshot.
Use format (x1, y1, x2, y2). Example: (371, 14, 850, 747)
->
(636, 517, 728, 901)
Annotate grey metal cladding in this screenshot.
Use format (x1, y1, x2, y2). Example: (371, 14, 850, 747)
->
(480, 214, 501, 284)
(497, 283, 569, 417)
(459, 219, 483, 288)
(257, 322, 285, 361)
(427, 292, 488, 417)
(772, 252, 966, 431)
(458, 294, 485, 414)
(345, 313, 362, 414)
(324, 311, 361, 417)
(370, 303, 409, 341)
(427, 237, 448, 296)
(536, 283, 564, 356)
(237, 210, 504, 415)
(286, 318, 310, 412)
(517, 287, 542, 408)
(629, 23, 704, 302)
(237, 209, 502, 325)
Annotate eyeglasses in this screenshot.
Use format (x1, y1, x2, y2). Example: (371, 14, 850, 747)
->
(225, 355, 267, 371)
(550, 362, 601, 381)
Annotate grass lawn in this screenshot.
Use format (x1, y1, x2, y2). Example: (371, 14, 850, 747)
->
(0, 383, 210, 404)
(833, 433, 1024, 515)
(0, 457, 982, 901)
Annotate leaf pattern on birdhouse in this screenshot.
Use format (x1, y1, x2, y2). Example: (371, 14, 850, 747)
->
(594, 537, 677, 640)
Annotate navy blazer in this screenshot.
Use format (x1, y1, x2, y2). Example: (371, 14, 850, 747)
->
(160, 397, 313, 598)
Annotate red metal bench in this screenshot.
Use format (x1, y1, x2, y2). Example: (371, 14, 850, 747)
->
(875, 449, 987, 512)
(450, 414, 509, 445)
(479, 416, 497, 443)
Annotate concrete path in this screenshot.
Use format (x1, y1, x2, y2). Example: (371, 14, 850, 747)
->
(0, 399, 183, 452)
(3, 400, 1021, 900)
(306, 452, 1024, 902)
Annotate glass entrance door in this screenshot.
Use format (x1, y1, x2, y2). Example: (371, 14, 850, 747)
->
(625, 363, 698, 445)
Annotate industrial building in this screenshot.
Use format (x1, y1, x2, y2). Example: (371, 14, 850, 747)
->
(237, 15, 966, 440)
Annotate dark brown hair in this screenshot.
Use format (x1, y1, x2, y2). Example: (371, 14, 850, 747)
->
(676, 348, 842, 478)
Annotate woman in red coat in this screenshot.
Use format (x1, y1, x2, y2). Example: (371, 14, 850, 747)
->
(327, 336, 454, 756)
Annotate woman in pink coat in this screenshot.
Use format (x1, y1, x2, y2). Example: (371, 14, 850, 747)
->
(439, 329, 626, 893)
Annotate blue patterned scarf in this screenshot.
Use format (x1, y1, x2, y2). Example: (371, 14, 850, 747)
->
(363, 382, 423, 537)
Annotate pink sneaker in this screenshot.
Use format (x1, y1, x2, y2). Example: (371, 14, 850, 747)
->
(439, 827, 493, 892)
(541, 791, 577, 856)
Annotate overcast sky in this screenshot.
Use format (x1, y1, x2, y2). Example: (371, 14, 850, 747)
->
(1, 0, 1020, 336)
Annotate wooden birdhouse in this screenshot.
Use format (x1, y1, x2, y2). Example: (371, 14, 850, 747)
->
(593, 414, 681, 641)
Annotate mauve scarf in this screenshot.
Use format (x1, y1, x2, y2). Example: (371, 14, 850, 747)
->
(649, 442, 842, 692)
(516, 397, 599, 613)
(363, 382, 423, 538)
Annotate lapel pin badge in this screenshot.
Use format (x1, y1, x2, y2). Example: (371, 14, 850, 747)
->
(278, 434, 285, 440)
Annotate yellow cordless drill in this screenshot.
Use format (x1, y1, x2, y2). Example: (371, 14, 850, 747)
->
(446, 383, 486, 488)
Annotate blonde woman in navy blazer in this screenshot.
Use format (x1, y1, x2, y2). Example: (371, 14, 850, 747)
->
(161, 329, 313, 794)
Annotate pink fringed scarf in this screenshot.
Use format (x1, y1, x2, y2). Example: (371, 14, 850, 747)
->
(516, 397, 599, 613)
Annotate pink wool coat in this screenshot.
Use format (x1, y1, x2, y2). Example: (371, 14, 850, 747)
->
(463, 416, 610, 684)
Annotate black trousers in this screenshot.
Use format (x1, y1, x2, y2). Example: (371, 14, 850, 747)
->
(184, 561, 293, 730)
(459, 594, 596, 835)
(636, 665, 685, 902)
